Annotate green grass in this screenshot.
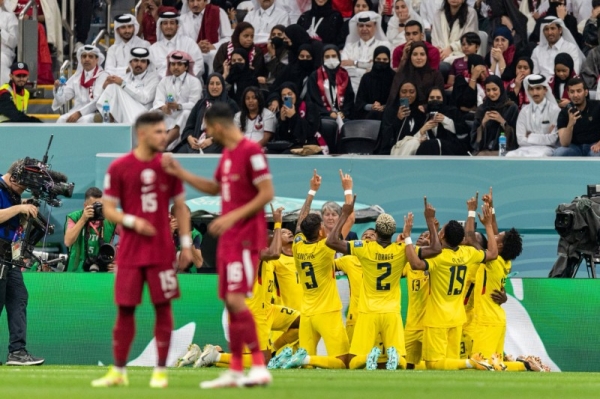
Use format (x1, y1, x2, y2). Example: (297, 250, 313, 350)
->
(1, 366, 600, 399)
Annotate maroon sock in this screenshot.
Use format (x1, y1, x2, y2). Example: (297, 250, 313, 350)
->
(113, 306, 136, 367)
(154, 302, 173, 367)
(228, 310, 244, 371)
(235, 309, 264, 366)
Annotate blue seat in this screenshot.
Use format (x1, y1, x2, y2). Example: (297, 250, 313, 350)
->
(339, 120, 381, 155)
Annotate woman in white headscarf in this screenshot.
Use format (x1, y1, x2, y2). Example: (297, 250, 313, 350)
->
(385, 0, 423, 48)
(431, 0, 478, 65)
(506, 74, 560, 157)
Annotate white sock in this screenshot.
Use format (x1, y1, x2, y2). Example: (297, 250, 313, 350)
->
(114, 366, 126, 374)
(466, 360, 473, 369)
(154, 367, 166, 373)
(302, 355, 311, 366)
(216, 353, 222, 362)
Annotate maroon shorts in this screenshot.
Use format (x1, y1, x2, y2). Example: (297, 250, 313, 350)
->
(217, 247, 259, 300)
(115, 263, 180, 306)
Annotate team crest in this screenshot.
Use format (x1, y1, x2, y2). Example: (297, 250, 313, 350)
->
(141, 168, 156, 185)
(353, 240, 363, 247)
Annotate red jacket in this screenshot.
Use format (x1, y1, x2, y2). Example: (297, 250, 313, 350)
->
(392, 41, 440, 70)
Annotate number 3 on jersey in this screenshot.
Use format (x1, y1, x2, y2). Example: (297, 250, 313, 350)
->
(447, 265, 467, 295)
(301, 262, 318, 289)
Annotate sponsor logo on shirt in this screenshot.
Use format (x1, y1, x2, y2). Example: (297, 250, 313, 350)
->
(354, 240, 363, 247)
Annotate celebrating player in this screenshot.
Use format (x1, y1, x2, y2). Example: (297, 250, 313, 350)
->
(162, 102, 274, 388)
(92, 111, 193, 388)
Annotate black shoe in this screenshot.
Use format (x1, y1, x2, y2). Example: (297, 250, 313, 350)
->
(6, 350, 44, 366)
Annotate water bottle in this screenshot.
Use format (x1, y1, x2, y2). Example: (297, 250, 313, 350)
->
(498, 132, 507, 157)
(166, 93, 175, 104)
(102, 101, 110, 123)
(57, 74, 67, 97)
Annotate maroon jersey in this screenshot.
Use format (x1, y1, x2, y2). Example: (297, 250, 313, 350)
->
(104, 152, 184, 267)
(214, 138, 271, 252)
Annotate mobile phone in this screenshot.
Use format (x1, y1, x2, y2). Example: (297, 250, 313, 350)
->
(399, 98, 409, 108)
(428, 111, 438, 121)
(283, 95, 293, 108)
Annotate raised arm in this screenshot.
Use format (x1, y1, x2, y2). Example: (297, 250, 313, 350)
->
(326, 195, 355, 254)
(261, 205, 284, 261)
(162, 154, 220, 195)
(339, 169, 355, 239)
(482, 187, 498, 235)
(403, 212, 427, 270)
(295, 169, 321, 234)
(464, 192, 481, 249)
(418, 197, 442, 258)
(478, 204, 498, 261)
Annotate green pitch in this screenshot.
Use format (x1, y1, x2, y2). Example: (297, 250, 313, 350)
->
(1, 366, 600, 399)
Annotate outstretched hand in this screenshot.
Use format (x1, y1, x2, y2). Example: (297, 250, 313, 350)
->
(467, 192, 478, 212)
(478, 203, 493, 226)
(162, 153, 183, 177)
(340, 169, 353, 191)
(403, 212, 414, 239)
(271, 204, 284, 224)
(482, 187, 493, 207)
(424, 196, 435, 220)
(310, 169, 322, 191)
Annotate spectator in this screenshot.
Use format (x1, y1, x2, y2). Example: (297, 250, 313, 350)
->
(389, 41, 444, 106)
(530, 0, 583, 48)
(243, 0, 290, 38)
(64, 187, 117, 273)
(485, 25, 523, 81)
(470, 75, 519, 155)
(163, 0, 184, 10)
(297, 0, 344, 46)
(549, 53, 577, 108)
(340, 0, 375, 49)
(73, 0, 93, 51)
(553, 77, 600, 157)
(52, 45, 108, 123)
(507, 74, 560, 157)
(581, 25, 600, 91)
(150, 10, 205, 77)
(391, 21, 440, 71)
(213, 22, 267, 81)
(481, 0, 529, 51)
(332, 0, 353, 18)
(283, 24, 324, 66)
(447, 32, 481, 89)
(271, 43, 317, 103)
(105, 14, 151, 78)
(234, 86, 276, 146)
(0, 62, 42, 122)
(431, 0, 478, 67)
(581, 0, 600, 56)
(415, 87, 470, 155)
(223, 47, 260, 106)
(341, 11, 391, 93)
(264, 25, 289, 89)
(0, 0, 17, 85)
(506, 56, 534, 110)
(386, 0, 423, 49)
(531, 17, 583, 78)
(97, 48, 160, 124)
(306, 44, 354, 120)
(153, 51, 203, 151)
(353, 46, 395, 120)
(279, 0, 311, 23)
(137, 0, 164, 44)
(177, 72, 239, 153)
(419, 0, 443, 34)
(170, 204, 203, 273)
(452, 54, 489, 111)
(377, 81, 426, 155)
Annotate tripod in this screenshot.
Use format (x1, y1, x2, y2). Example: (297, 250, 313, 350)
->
(572, 252, 599, 278)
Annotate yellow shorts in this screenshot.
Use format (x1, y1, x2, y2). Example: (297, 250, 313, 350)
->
(422, 326, 462, 362)
(350, 312, 405, 356)
(254, 312, 272, 352)
(300, 311, 349, 357)
(271, 305, 300, 332)
(404, 329, 423, 365)
(471, 324, 506, 359)
(460, 330, 474, 359)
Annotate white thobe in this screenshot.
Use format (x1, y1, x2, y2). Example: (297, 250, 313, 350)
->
(531, 37, 583, 78)
(96, 70, 160, 124)
(104, 36, 151, 78)
(418, 0, 443, 31)
(0, 9, 18, 85)
(150, 34, 206, 78)
(153, 72, 203, 151)
(244, 4, 290, 36)
(279, 0, 310, 24)
(53, 68, 109, 123)
(507, 98, 560, 157)
(342, 38, 391, 93)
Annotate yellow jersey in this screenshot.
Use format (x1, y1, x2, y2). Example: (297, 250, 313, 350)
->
(334, 255, 363, 325)
(246, 260, 275, 318)
(349, 240, 407, 314)
(403, 261, 429, 331)
(462, 263, 481, 333)
(473, 256, 511, 326)
(423, 246, 486, 328)
(292, 234, 341, 316)
(272, 253, 303, 311)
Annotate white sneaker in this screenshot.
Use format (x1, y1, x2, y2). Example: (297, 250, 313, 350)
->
(194, 344, 220, 368)
(239, 366, 272, 387)
(175, 343, 200, 367)
(200, 370, 243, 389)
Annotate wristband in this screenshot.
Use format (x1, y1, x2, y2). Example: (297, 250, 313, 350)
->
(492, 208, 496, 215)
(180, 234, 193, 249)
(122, 214, 136, 229)
(344, 190, 353, 196)
(404, 237, 413, 245)
(274, 222, 282, 230)
(468, 210, 476, 218)
(308, 189, 316, 196)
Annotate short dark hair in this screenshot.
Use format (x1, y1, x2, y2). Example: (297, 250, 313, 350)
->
(300, 213, 322, 241)
(135, 111, 164, 130)
(444, 220, 465, 248)
(205, 102, 234, 127)
(461, 32, 481, 46)
(85, 187, 102, 200)
(405, 20, 422, 33)
(240, 87, 265, 132)
(594, 0, 600, 8)
(567, 77, 587, 90)
(7, 159, 23, 174)
(500, 228, 523, 261)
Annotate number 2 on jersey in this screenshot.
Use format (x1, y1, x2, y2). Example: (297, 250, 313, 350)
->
(376, 262, 391, 291)
(301, 262, 318, 289)
(447, 265, 467, 295)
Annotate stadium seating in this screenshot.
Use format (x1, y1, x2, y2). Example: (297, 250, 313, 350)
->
(339, 120, 381, 155)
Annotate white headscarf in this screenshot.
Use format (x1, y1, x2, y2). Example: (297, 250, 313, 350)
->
(387, 0, 423, 32)
(76, 45, 105, 75)
(181, 0, 213, 14)
(345, 11, 387, 47)
(539, 16, 584, 61)
(523, 74, 557, 106)
(129, 47, 156, 73)
(113, 13, 140, 45)
(156, 11, 180, 42)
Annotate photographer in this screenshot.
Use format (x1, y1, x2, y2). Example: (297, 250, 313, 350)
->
(0, 160, 44, 366)
(170, 205, 203, 272)
(64, 187, 117, 272)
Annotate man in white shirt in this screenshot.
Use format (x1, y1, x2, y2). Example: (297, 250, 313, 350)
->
(244, 0, 289, 39)
(104, 14, 151, 77)
(96, 47, 160, 124)
(0, 1, 18, 85)
(531, 17, 584, 78)
(52, 45, 109, 123)
(150, 11, 205, 78)
(507, 74, 560, 157)
(153, 51, 202, 151)
(341, 11, 392, 93)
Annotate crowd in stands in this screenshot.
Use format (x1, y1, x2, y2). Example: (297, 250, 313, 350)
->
(5, 0, 600, 157)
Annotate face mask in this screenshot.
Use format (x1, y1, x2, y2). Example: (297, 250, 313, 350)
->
(231, 63, 245, 74)
(271, 37, 285, 49)
(427, 100, 443, 113)
(372, 61, 389, 71)
(298, 59, 314, 71)
(324, 58, 340, 69)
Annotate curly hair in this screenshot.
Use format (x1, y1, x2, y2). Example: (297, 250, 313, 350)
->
(444, 220, 465, 248)
(501, 228, 523, 261)
(300, 213, 323, 241)
(375, 214, 396, 238)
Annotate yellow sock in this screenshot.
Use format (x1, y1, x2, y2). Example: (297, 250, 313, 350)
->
(215, 353, 253, 368)
(426, 359, 469, 370)
(349, 355, 367, 369)
(505, 361, 527, 371)
(397, 356, 407, 370)
(273, 329, 299, 352)
(307, 355, 346, 369)
(414, 361, 426, 370)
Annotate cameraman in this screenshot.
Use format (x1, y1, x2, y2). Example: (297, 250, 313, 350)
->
(0, 160, 44, 366)
(64, 187, 117, 272)
(170, 205, 203, 272)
